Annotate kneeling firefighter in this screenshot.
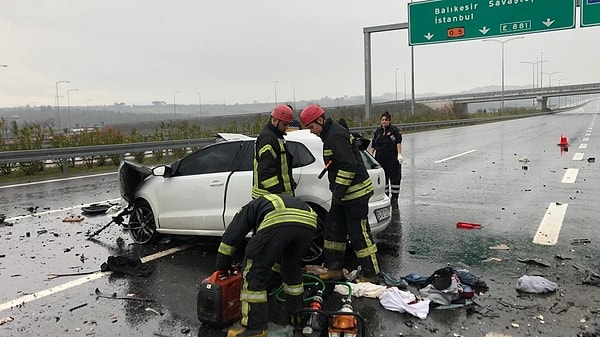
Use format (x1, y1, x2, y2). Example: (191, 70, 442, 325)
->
(216, 194, 318, 337)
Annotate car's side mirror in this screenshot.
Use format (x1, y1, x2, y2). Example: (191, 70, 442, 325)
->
(152, 165, 171, 177)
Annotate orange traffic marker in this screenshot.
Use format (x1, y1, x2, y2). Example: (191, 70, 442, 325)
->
(558, 134, 569, 146)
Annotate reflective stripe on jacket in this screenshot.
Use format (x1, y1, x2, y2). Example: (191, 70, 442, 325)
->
(252, 123, 294, 199)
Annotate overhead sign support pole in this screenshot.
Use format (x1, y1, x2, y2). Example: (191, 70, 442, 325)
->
(363, 23, 408, 121)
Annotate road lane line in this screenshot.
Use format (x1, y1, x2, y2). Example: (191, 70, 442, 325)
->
(579, 144, 588, 149)
(0, 172, 117, 189)
(572, 153, 585, 161)
(435, 149, 476, 164)
(561, 168, 579, 183)
(0, 244, 191, 313)
(533, 202, 568, 245)
(582, 137, 590, 142)
(5, 198, 122, 222)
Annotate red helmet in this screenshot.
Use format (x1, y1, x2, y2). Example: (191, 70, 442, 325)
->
(271, 104, 293, 123)
(300, 104, 324, 125)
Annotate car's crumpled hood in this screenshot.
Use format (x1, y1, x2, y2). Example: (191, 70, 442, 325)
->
(119, 160, 153, 203)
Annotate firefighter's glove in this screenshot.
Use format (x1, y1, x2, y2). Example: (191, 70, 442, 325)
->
(397, 154, 404, 165)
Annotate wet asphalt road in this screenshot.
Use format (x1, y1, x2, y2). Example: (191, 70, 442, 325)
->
(1, 104, 600, 337)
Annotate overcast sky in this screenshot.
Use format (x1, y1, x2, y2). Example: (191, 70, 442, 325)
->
(1, 0, 599, 108)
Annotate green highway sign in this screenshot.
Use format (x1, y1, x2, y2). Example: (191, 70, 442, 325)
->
(581, 0, 600, 27)
(408, 0, 576, 46)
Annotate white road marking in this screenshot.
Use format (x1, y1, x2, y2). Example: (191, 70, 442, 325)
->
(435, 149, 476, 164)
(533, 202, 568, 245)
(0, 172, 117, 190)
(583, 137, 590, 142)
(572, 153, 585, 161)
(579, 144, 588, 149)
(4, 198, 122, 222)
(0, 244, 192, 313)
(561, 168, 579, 183)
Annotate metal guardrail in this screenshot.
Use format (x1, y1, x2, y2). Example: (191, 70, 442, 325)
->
(0, 138, 214, 165)
(0, 113, 546, 166)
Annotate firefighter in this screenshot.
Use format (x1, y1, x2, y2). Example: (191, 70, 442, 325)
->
(216, 194, 317, 337)
(300, 104, 380, 283)
(251, 104, 295, 199)
(370, 111, 403, 204)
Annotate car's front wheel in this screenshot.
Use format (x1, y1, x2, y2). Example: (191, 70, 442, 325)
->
(302, 209, 326, 264)
(128, 200, 159, 244)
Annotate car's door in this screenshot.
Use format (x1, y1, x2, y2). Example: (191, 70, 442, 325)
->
(156, 141, 244, 230)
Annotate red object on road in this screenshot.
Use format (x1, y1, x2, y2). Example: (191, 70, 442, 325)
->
(456, 222, 482, 229)
(558, 134, 569, 146)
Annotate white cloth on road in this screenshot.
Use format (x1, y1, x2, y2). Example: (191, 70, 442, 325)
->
(379, 287, 430, 319)
(334, 282, 387, 298)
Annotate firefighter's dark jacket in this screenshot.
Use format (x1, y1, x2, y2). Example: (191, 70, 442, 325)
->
(319, 118, 374, 204)
(252, 123, 294, 199)
(215, 194, 317, 270)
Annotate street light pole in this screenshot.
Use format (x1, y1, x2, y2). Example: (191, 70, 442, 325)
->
(553, 78, 567, 108)
(520, 61, 536, 89)
(173, 91, 179, 118)
(483, 36, 524, 113)
(196, 92, 202, 115)
(543, 71, 561, 87)
(55, 80, 70, 130)
(67, 88, 78, 130)
(395, 68, 399, 102)
(274, 81, 279, 105)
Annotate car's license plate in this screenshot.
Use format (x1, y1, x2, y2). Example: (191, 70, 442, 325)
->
(374, 207, 390, 222)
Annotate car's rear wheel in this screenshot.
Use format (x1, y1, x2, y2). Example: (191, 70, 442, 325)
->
(128, 199, 159, 244)
(302, 209, 326, 264)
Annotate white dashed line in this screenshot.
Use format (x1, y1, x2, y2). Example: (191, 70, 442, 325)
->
(572, 153, 585, 161)
(533, 202, 568, 245)
(561, 168, 579, 183)
(0, 244, 192, 313)
(435, 150, 476, 164)
(579, 144, 588, 149)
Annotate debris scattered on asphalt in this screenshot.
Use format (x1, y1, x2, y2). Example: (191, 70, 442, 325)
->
(571, 238, 591, 245)
(47, 270, 98, 279)
(554, 255, 572, 260)
(63, 215, 85, 222)
(517, 258, 551, 267)
(456, 222, 482, 229)
(489, 244, 510, 250)
(81, 203, 113, 215)
(588, 157, 595, 163)
(69, 303, 88, 311)
(145, 307, 163, 315)
(516, 275, 558, 293)
(94, 288, 153, 302)
(573, 264, 600, 286)
(0, 316, 14, 325)
(481, 257, 503, 263)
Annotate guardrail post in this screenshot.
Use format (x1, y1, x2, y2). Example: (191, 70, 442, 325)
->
(61, 158, 68, 175)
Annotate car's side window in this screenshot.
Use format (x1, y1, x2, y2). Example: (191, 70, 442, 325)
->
(238, 141, 254, 172)
(287, 141, 315, 168)
(177, 142, 240, 176)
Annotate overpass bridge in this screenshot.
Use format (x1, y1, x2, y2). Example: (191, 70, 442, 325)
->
(416, 82, 600, 112)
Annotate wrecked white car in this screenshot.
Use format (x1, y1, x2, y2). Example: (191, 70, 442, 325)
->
(118, 129, 391, 262)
